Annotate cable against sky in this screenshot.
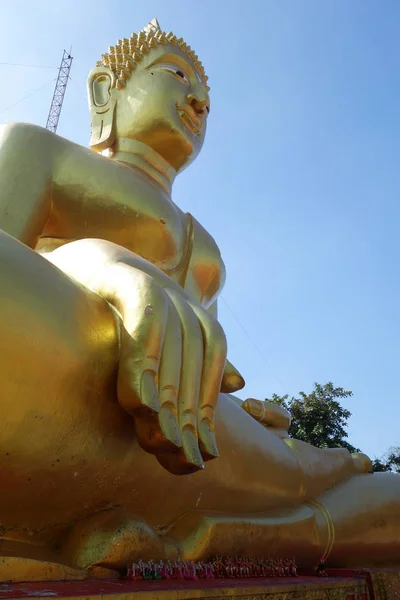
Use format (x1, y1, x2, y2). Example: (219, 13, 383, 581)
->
(0, 78, 56, 116)
(0, 62, 57, 69)
(220, 296, 286, 391)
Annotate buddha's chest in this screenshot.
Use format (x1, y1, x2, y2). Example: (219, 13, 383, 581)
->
(45, 155, 186, 273)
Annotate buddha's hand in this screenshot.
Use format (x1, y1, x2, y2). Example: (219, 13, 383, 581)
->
(46, 238, 240, 476)
(114, 265, 228, 475)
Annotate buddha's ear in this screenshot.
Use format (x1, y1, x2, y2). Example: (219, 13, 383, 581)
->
(87, 67, 117, 152)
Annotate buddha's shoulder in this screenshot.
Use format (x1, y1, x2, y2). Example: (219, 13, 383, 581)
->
(0, 123, 115, 174)
(0, 122, 80, 152)
(1, 121, 56, 140)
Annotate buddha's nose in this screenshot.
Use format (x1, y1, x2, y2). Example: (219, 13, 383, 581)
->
(186, 94, 209, 117)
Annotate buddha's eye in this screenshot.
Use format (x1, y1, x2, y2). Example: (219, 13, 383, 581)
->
(157, 63, 190, 84)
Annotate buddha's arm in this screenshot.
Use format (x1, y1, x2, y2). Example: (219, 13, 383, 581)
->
(0, 123, 54, 246)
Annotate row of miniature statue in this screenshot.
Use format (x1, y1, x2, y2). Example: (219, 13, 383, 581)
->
(126, 557, 298, 580)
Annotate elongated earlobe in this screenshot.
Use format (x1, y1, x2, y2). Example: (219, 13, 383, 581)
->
(87, 67, 117, 151)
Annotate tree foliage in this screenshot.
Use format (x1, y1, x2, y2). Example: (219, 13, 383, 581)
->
(266, 382, 359, 453)
(371, 448, 400, 473)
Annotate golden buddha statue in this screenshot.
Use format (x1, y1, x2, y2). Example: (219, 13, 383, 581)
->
(0, 18, 399, 582)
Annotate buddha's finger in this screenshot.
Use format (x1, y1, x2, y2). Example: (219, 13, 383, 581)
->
(165, 288, 204, 470)
(156, 295, 183, 448)
(189, 302, 227, 460)
(221, 359, 245, 393)
(133, 298, 183, 454)
(116, 265, 169, 415)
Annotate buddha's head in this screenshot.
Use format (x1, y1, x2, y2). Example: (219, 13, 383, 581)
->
(87, 19, 210, 172)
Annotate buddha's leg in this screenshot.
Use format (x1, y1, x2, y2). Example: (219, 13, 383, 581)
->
(59, 394, 368, 571)
(157, 472, 400, 569)
(316, 472, 400, 567)
(66, 461, 392, 573)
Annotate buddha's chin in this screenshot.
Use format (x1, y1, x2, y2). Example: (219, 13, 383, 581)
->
(174, 125, 204, 169)
(147, 128, 199, 171)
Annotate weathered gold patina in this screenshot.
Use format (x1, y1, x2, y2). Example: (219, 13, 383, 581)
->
(0, 19, 399, 581)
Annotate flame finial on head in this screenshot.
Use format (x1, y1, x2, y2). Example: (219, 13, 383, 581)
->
(96, 18, 209, 91)
(142, 18, 161, 34)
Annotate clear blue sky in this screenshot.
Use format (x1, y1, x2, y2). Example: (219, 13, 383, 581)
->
(1, 0, 399, 459)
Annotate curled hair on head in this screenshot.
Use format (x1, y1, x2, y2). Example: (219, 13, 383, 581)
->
(97, 19, 210, 92)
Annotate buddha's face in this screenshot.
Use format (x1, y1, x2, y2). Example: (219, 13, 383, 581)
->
(113, 45, 210, 172)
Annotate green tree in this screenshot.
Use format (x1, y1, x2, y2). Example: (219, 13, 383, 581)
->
(372, 447, 400, 473)
(266, 382, 359, 453)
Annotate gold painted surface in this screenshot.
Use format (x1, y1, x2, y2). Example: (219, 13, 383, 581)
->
(0, 18, 400, 580)
(0, 558, 86, 583)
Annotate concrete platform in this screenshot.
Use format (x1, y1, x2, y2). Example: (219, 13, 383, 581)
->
(0, 574, 369, 600)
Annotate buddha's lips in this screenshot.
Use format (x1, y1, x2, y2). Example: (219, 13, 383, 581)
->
(176, 104, 201, 136)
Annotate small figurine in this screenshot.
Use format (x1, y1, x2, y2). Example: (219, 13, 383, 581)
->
(290, 558, 297, 577)
(195, 561, 203, 579)
(175, 559, 184, 579)
(225, 556, 233, 577)
(181, 561, 194, 580)
(268, 558, 276, 577)
(204, 561, 215, 579)
(315, 556, 328, 577)
(126, 561, 142, 580)
(283, 558, 290, 576)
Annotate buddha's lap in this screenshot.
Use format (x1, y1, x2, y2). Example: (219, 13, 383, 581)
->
(0, 386, 359, 542)
(3, 234, 395, 535)
(0, 235, 298, 500)
(0, 279, 356, 526)
(1, 319, 398, 541)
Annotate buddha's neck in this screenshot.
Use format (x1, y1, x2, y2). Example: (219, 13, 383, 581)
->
(102, 138, 176, 195)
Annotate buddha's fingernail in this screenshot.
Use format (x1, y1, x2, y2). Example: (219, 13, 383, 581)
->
(242, 399, 251, 413)
(242, 398, 263, 419)
(199, 419, 219, 458)
(140, 371, 160, 413)
(182, 427, 204, 469)
(159, 405, 182, 448)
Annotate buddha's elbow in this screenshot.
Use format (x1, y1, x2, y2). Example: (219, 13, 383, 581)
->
(0, 121, 56, 159)
(0, 122, 56, 245)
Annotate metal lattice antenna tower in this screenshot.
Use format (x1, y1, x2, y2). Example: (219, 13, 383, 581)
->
(45, 49, 73, 133)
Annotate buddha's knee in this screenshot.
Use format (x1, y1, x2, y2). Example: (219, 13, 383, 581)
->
(59, 510, 179, 571)
(318, 473, 400, 566)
